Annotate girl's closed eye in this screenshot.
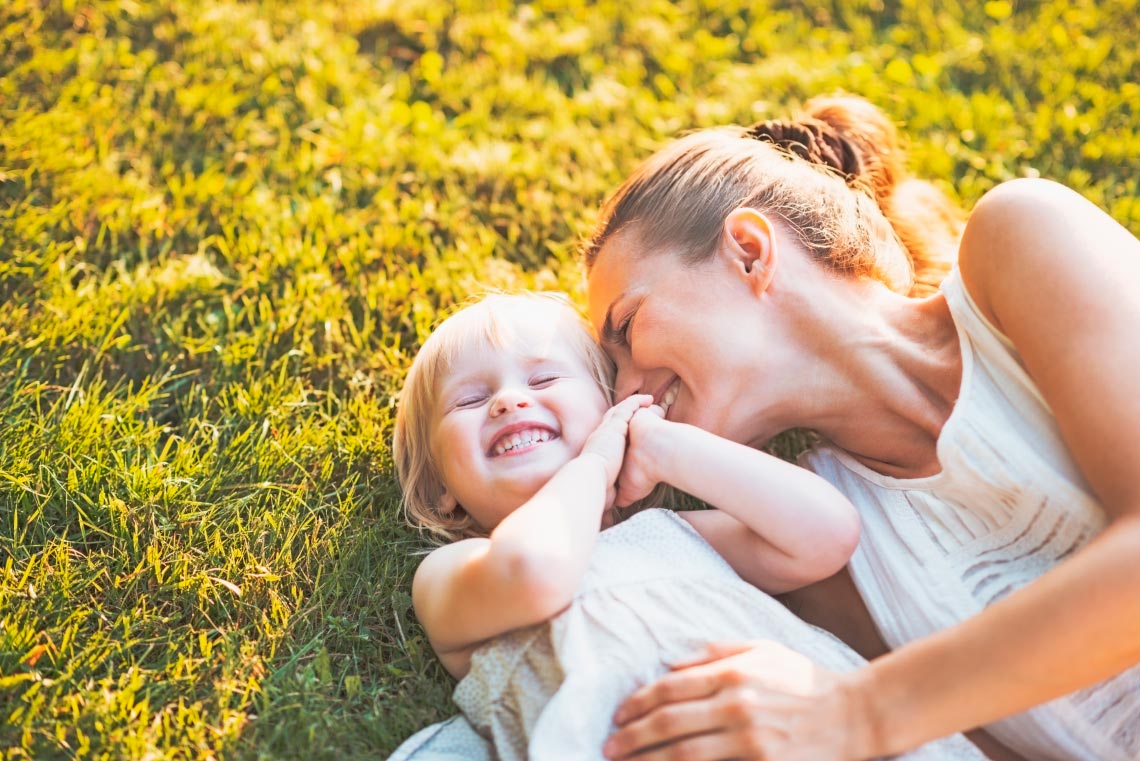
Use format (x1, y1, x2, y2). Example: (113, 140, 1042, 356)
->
(529, 373, 562, 388)
(453, 393, 488, 409)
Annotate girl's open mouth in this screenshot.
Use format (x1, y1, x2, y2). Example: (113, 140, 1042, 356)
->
(489, 427, 558, 457)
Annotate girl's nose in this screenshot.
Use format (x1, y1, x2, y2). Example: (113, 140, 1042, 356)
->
(490, 387, 534, 417)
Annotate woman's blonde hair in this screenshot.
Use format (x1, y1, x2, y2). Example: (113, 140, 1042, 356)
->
(583, 96, 964, 297)
(392, 292, 615, 544)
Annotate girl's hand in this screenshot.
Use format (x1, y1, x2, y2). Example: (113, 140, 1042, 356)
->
(603, 641, 871, 761)
(614, 404, 669, 507)
(581, 394, 654, 486)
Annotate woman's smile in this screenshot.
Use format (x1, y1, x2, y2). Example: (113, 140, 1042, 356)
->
(654, 377, 681, 420)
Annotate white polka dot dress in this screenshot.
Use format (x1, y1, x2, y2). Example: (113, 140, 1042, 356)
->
(389, 509, 984, 760)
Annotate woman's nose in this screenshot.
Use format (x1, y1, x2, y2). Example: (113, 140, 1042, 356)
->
(613, 365, 644, 402)
(490, 387, 533, 417)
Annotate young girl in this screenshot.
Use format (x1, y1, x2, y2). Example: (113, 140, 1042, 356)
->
(387, 292, 983, 760)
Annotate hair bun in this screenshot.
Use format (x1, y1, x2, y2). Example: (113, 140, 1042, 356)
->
(745, 118, 864, 186)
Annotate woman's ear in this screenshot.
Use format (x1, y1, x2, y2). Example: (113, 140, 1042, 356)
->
(721, 208, 778, 296)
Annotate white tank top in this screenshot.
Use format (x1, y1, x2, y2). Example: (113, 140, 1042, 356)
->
(802, 267, 1140, 761)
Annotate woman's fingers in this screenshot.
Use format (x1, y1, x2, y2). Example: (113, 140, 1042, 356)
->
(605, 695, 721, 758)
(614, 664, 729, 725)
(605, 687, 772, 760)
(615, 643, 790, 726)
(607, 727, 758, 761)
(607, 642, 856, 761)
(667, 641, 758, 671)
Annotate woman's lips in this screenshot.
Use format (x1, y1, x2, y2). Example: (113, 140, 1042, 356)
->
(656, 378, 680, 419)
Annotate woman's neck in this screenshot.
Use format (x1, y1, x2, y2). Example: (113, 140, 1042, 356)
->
(768, 277, 963, 478)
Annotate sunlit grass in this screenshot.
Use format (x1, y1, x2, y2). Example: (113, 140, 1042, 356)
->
(2, 0, 1137, 756)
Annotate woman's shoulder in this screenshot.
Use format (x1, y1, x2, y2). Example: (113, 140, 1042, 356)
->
(958, 179, 1072, 293)
(957, 178, 1136, 335)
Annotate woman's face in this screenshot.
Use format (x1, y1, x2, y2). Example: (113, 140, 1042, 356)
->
(587, 237, 775, 445)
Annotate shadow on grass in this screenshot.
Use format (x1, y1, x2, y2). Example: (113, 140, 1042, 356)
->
(237, 483, 457, 759)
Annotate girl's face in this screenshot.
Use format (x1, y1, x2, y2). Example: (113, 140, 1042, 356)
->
(587, 239, 775, 446)
(430, 322, 610, 532)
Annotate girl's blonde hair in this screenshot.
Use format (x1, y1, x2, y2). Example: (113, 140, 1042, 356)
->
(392, 292, 615, 544)
(583, 96, 964, 297)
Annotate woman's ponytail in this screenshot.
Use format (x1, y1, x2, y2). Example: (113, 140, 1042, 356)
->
(747, 96, 966, 296)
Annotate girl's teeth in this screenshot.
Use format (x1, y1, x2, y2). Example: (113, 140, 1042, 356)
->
(493, 429, 551, 455)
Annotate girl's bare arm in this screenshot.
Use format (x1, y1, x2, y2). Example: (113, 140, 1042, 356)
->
(619, 408, 861, 593)
(412, 394, 650, 679)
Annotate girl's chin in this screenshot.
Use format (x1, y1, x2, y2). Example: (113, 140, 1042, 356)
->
(504, 463, 566, 492)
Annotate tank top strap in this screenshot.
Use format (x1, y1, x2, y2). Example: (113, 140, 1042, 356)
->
(940, 266, 1048, 410)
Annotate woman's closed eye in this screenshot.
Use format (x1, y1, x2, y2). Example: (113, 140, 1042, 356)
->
(607, 299, 641, 349)
(617, 313, 634, 347)
(602, 313, 633, 348)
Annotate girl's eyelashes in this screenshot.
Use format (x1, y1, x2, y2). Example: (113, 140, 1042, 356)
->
(446, 363, 571, 410)
(529, 373, 561, 388)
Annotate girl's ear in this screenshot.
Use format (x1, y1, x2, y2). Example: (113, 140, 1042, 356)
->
(720, 208, 778, 296)
(438, 491, 458, 513)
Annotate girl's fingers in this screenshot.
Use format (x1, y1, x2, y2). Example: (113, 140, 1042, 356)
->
(603, 394, 652, 426)
(620, 393, 655, 415)
(614, 474, 655, 507)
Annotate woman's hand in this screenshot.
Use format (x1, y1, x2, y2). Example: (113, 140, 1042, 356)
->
(613, 404, 671, 507)
(603, 641, 873, 761)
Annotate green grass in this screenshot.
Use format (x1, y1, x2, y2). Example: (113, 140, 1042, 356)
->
(1, 0, 1137, 757)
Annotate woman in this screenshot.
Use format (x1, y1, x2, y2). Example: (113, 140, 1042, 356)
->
(584, 96, 1140, 761)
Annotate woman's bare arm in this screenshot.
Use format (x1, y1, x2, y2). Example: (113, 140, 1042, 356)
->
(604, 179, 1140, 760)
(856, 177, 1140, 755)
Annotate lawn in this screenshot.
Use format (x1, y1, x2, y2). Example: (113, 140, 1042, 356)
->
(1, 0, 1138, 758)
